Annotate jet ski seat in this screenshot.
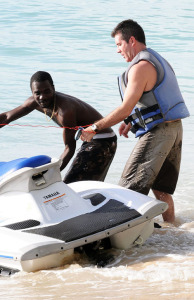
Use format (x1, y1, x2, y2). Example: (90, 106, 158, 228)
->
(0, 155, 51, 179)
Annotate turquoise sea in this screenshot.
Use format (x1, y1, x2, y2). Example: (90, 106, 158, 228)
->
(0, 1, 194, 299)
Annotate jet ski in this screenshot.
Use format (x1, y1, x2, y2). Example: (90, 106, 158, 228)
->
(0, 155, 167, 275)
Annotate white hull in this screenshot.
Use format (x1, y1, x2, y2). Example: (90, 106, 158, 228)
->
(0, 155, 167, 273)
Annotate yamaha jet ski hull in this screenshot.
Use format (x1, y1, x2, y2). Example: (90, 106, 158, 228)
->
(0, 155, 167, 273)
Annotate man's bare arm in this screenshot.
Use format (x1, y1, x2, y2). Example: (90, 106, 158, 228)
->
(81, 61, 157, 142)
(58, 110, 77, 171)
(94, 61, 154, 130)
(60, 128, 77, 171)
(0, 97, 38, 128)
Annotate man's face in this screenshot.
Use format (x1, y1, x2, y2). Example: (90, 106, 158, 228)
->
(31, 80, 55, 109)
(115, 32, 134, 62)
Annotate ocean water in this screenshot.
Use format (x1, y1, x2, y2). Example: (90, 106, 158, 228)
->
(0, 0, 194, 299)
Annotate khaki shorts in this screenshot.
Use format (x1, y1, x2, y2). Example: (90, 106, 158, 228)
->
(119, 120, 183, 195)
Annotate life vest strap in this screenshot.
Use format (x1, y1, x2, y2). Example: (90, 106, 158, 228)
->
(124, 104, 161, 125)
(129, 104, 160, 121)
(125, 112, 163, 133)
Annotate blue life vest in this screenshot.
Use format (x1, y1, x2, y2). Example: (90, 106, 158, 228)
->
(118, 48, 190, 137)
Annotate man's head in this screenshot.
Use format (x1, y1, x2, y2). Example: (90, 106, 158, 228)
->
(30, 71, 55, 109)
(111, 19, 146, 45)
(111, 19, 146, 62)
(30, 71, 54, 90)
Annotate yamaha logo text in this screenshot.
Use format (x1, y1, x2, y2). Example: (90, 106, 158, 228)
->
(43, 191, 60, 199)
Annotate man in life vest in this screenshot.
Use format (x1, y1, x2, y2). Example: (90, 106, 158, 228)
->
(81, 19, 190, 223)
(0, 71, 117, 183)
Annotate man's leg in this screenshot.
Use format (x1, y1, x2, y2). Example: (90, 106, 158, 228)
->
(64, 137, 117, 184)
(152, 189, 175, 223)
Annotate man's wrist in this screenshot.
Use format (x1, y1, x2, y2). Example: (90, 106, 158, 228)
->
(91, 123, 98, 133)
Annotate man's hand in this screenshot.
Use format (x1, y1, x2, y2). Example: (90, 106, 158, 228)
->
(80, 126, 96, 142)
(119, 122, 131, 138)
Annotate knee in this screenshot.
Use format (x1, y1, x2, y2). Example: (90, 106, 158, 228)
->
(152, 189, 173, 201)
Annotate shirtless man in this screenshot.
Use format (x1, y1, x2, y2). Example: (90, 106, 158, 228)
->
(81, 19, 189, 223)
(0, 71, 117, 183)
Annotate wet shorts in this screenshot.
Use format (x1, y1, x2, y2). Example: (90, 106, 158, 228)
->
(118, 120, 183, 195)
(64, 134, 117, 184)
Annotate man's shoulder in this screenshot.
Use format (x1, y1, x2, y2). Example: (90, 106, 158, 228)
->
(130, 59, 155, 75)
(23, 96, 39, 110)
(23, 96, 35, 104)
(56, 92, 82, 103)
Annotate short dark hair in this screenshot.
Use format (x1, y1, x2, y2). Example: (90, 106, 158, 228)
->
(111, 19, 146, 45)
(30, 71, 54, 89)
